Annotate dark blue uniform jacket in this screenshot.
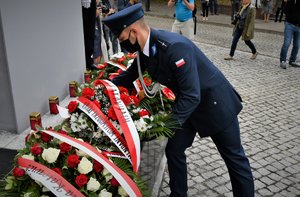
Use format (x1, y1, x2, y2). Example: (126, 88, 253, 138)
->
(112, 29, 243, 137)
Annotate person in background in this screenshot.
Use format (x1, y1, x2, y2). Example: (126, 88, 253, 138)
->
(201, 0, 209, 20)
(274, 0, 286, 22)
(93, 0, 103, 64)
(224, 0, 258, 60)
(209, 0, 219, 15)
(279, 0, 300, 69)
(82, 0, 97, 70)
(103, 4, 255, 196)
(168, 0, 195, 40)
(231, 0, 241, 22)
(261, 0, 272, 22)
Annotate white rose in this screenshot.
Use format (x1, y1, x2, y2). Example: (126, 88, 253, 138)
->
(78, 157, 93, 174)
(22, 154, 35, 161)
(98, 189, 112, 197)
(41, 148, 60, 163)
(118, 186, 128, 196)
(101, 168, 113, 182)
(87, 177, 100, 192)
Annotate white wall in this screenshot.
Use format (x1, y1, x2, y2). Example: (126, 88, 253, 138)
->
(0, 0, 86, 133)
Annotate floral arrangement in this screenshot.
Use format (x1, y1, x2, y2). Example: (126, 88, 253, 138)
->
(0, 52, 178, 197)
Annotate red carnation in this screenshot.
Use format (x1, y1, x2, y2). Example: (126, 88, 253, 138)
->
(60, 142, 72, 154)
(110, 177, 120, 187)
(75, 174, 88, 188)
(139, 109, 150, 117)
(82, 87, 95, 99)
(41, 132, 53, 143)
(117, 69, 123, 74)
(30, 143, 43, 155)
(143, 77, 152, 87)
(52, 167, 62, 176)
(66, 154, 80, 168)
(12, 167, 25, 177)
(162, 87, 176, 101)
(118, 86, 129, 95)
(93, 160, 104, 173)
(120, 93, 132, 106)
(108, 107, 117, 120)
(130, 95, 139, 106)
(68, 101, 78, 113)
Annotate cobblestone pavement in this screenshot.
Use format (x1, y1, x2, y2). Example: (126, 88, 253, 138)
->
(144, 15, 300, 197)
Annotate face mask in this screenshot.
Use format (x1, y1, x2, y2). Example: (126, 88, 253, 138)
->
(120, 31, 141, 53)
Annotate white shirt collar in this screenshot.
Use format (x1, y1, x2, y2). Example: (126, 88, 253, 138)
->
(143, 29, 151, 57)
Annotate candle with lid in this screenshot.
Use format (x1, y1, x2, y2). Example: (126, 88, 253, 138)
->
(49, 96, 59, 114)
(69, 81, 78, 97)
(84, 70, 92, 83)
(29, 112, 42, 130)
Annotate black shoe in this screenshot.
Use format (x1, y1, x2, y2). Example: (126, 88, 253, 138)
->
(289, 62, 300, 67)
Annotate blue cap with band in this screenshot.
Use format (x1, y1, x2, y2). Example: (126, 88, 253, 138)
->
(102, 3, 144, 37)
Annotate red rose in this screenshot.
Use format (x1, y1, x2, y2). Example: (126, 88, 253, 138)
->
(60, 142, 72, 154)
(75, 174, 88, 188)
(58, 129, 68, 135)
(93, 160, 104, 173)
(107, 107, 117, 121)
(110, 177, 120, 187)
(13, 167, 25, 177)
(30, 143, 43, 155)
(143, 77, 152, 87)
(41, 132, 52, 143)
(68, 101, 78, 113)
(120, 93, 132, 106)
(130, 95, 139, 106)
(139, 109, 150, 117)
(67, 154, 80, 168)
(82, 87, 95, 99)
(93, 100, 101, 109)
(52, 167, 62, 176)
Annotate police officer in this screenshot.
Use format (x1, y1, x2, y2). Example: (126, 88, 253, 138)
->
(103, 4, 254, 196)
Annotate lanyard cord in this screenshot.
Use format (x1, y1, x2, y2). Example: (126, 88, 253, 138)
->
(136, 51, 161, 98)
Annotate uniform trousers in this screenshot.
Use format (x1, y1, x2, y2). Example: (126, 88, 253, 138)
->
(165, 117, 254, 197)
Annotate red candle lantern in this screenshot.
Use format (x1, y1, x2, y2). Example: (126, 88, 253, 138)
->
(29, 112, 42, 130)
(84, 70, 92, 83)
(49, 96, 59, 114)
(69, 81, 78, 97)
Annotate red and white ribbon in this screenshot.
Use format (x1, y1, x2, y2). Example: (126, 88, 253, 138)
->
(99, 79, 140, 173)
(42, 130, 142, 197)
(77, 97, 131, 164)
(18, 158, 84, 197)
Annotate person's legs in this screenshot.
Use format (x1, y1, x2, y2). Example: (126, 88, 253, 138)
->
(289, 25, 300, 63)
(210, 118, 254, 197)
(280, 22, 293, 62)
(181, 18, 194, 40)
(244, 40, 257, 54)
(165, 124, 196, 197)
(229, 28, 243, 57)
(171, 20, 182, 35)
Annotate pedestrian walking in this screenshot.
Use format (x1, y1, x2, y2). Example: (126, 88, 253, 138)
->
(201, 0, 210, 20)
(261, 0, 273, 22)
(103, 4, 255, 196)
(224, 0, 258, 60)
(167, 0, 195, 40)
(279, 0, 300, 69)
